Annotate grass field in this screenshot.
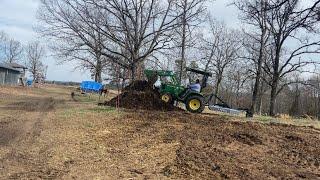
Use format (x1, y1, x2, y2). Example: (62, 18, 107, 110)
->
(0, 85, 319, 179)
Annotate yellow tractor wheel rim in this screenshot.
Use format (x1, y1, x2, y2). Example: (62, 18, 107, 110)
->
(161, 94, 170, 103)
(189, 99, 201, 111)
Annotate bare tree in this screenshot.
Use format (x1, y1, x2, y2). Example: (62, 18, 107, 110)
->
(0, 31, 7, 45)
(38, 0, 183, 81)
(262, 0, 320, 116)
(0, 31, 8, 62)
(3, 38, 24, 63)
(200, 19, 242, 103)
(222, 59, 251, 108)
(38, 0, 110, 83)
(236, 0, 320, 116)
(0, 31, 24, 64)
(85, 0, 183, 80)
(173, 0, 208, 84)
(26, 41, 46, 82)
(234, 0, 270, 117)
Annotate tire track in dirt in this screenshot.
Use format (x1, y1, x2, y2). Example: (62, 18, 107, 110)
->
(0, 98, 59, 145)
(0, 97, 68, 179)
(0, 113, 43, 146)
(0, 117, 22, 146)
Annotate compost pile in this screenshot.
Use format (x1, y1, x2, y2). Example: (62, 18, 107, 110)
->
(104, 80, 179, 111)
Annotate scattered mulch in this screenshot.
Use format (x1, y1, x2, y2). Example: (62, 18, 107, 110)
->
(174, 117, 320, 179)
(123, 112, 320, 179)
(103, 80, 181, 111)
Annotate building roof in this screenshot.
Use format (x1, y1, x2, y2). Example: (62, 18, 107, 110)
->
(0, 63, 22, 72)
(7, 62, 27, 69)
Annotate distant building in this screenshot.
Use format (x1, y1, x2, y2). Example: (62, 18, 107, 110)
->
(0, 63, 27, 85)
(8, 63, 27, 75)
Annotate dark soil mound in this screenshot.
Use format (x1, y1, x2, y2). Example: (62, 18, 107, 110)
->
(103, 80, 181, 111)
(104, 90, 179, 111)
(123, 80, 153, 91)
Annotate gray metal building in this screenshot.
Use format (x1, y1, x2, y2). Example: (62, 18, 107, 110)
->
(0, 63, 22, 85)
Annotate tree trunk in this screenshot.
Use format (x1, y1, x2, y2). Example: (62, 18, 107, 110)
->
(248, 1, 267, 117)
(257, 97, 263, 115)
(130, 64, 136, 82)
(94, 61, 102, 83)
(317, 89, 320, 120)
(236, 86, 240, 107)
(317, 77, 320, 120)
(289, 85, 300, 116)
(256, 81, 265, 115)
(32, 68, 37, 82)
(136, 61, 145, 80)
(94, 70, 102, 83)
(179, 0, 187, 84)
(269, 39, 281, 116)
(269, 76, 279, 116)
(248, 49, 264, 117)
(213, 75, 222, 104)
(256, 92, 262, 115)
(130, 61, 145, 82)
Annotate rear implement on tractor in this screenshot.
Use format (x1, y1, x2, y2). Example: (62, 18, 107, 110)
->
(144, 68, 247, 115)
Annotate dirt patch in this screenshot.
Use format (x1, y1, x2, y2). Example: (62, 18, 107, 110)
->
(103, 80, 181, 111)
(232, 132, 263, 146)
(116, 112, 320, 179)
(1, 85, 320, 179)
(285, 134, 304, 142)
(0, 97, 63, 146)
(165, 114, 320, 179)
(5, 97, 64, 112)
(0, 123, 21, 146)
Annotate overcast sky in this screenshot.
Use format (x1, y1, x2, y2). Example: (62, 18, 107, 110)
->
(0, 0, 241, 82)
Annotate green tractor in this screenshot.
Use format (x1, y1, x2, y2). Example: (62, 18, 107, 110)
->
(144, 68, 212, 113)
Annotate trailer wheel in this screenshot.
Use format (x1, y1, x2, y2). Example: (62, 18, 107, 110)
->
(186, 95, 205, 113)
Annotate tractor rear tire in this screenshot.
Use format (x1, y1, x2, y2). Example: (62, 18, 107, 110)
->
(185, 95, 205, 113)
(161, 93, 174, 105)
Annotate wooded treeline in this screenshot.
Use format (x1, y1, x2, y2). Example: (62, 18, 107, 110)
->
(37, 0, 320, 118)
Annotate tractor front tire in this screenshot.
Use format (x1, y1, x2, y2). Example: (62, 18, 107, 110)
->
(161, 93, 174, 105)
(186, 95, 205, 113)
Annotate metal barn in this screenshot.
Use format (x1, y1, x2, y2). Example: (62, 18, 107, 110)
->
(0, 63, 21, 85)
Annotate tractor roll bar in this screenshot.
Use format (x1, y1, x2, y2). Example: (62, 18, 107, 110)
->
(186, 67, 213, 77)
